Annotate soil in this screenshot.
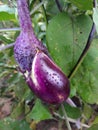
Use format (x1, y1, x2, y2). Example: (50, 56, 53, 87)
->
(35, 119, 83, 130)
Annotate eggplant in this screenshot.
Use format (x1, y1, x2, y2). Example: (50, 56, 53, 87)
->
(26, 50, 70, 104)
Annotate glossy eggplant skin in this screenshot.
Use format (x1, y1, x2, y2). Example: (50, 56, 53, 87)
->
(27, 50, 70, 104)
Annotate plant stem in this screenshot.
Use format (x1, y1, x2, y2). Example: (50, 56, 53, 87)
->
(61, 104, 72, 130)
(66, 98, 77, 107)
(0, 28, 20, 32)
(17, 0, 42, 46)
(17, 0, 33, 32)
(0, 43, 14, 51)
(54, 112, 90, 128)
(55, 0, 62, 12)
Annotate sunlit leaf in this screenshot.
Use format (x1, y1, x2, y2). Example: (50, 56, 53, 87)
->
(92, 116, 98, 125)
(0, 4, 16, 20)
(68, 0, 93, 10)
(0, 12, 15, 20)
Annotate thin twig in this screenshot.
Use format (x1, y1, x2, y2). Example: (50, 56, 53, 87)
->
(55, 0, 62, 12)
(53, 112, 90, 128)
(0, 43, 14, 51)
(0, 28, 20, 32)
(66, 98, 77, 107)
(61, 104, 72, 130)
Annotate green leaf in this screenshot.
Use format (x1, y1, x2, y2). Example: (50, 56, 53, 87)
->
(0, 118, 31, 130)
(46, 0, 60, 16)
(60, 103, 81, 119)
(0, 4, 15, 20)
(68, 0, 93, 10)
(93, 8, 98, 34)
(93, 116, 98, 125)
(27, 99, 52, 121)
(71, 39, 98, 104)
(87, 124, 98, 130)
(46, 12, 93, 76)
(0, 12, 15, 20)
(46, 12, 98, 103)
(12, 76, 29, 100)
(83, 103, 93, 119)
(0, 35, 13, 44)
(11, 100, 25, 119)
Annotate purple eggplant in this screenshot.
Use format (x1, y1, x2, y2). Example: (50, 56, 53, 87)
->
(26, 50, 70, 104)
